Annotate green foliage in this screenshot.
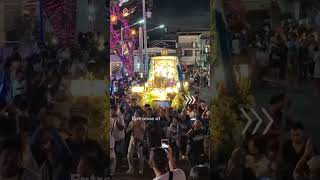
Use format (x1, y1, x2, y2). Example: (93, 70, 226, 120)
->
(141, 91, 159, 107)
(210, 77, 254, 161)
(171, 91, 186, 110)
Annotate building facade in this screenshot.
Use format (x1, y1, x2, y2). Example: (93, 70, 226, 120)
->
(176, 31, 210, 67)
(77, 0, 106, 34)
(0, 0, 37, 45)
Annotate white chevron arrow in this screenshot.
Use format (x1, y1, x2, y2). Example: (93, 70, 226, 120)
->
(184, 95, 191, 105)
(261, 108, 274, 135)
(240, 108, 253, 135)
(250, 108, 263, 135)
(191, 96, 196, 104)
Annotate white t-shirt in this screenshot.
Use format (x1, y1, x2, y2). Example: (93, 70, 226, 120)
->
(153, 169, 186, 180)
(245, 155, 271, 177)
(110, 134, 115, 149)
(110, 115, 125, 141)
(232, 39, 240, 55)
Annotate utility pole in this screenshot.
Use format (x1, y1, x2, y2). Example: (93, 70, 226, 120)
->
(120, 26, 124, 55)
(39, 0, 45, 46)
(0, 0, 5, 47)
(139, 26, 143, 73)
(142, 0, 148, 75)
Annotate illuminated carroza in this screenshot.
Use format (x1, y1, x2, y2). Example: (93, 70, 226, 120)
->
(131, 49, 189, 109)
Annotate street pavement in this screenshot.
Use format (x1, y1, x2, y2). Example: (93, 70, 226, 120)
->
(190, 86, 212, 104)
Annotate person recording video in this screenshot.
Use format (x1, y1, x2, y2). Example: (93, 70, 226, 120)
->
(149, 146, 186, 180)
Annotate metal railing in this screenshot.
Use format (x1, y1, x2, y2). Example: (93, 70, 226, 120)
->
(178, 43, 200, 48)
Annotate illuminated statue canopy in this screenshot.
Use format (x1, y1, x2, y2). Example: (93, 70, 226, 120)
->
(131, 52, 189, 108)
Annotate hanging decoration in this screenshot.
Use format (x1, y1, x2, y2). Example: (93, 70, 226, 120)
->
(42, 0, 77, 45)
(110, 0, 135, 74)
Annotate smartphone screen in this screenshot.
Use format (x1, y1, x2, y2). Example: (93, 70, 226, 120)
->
(161, 139, 169, 149)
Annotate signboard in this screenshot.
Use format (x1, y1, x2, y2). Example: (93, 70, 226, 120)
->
(70, 80, 106, 97)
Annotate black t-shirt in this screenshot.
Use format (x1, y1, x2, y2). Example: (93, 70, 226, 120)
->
(188, 129, 206, 155)
(130, 105, 142, 114)
(159, 115, 170, 129)
(146, 120, 165, 148)
(281, 140, 306, 180)
(197, 107, 205, 115)
(179, 118, 192, 135)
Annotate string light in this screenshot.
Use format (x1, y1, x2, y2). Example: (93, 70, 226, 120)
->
(111, 15, 118, 23)
(122, 8, 130, 17)
(42, 0, 76, 45)
(131, 29, 137, 36)
(110, 2, 135, 74)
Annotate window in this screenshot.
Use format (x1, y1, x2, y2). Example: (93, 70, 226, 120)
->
(184, 50, 193, 57)
(195, 50, 201, 57)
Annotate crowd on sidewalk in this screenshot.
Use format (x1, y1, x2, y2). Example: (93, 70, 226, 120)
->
(231, 21, 320, 91)
(185, 67, 210, 88)
(0, 33, 109, 180)
(221, 19, 320, 180)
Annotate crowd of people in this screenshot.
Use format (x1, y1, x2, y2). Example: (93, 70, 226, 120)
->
(0, 32, 108, 180)
(110, 74, 210, 179)
(184, 67, 210, 88)
(209, 92, 320, 180)
(231, 21, 320, 91)
(215, 20, 320, 180)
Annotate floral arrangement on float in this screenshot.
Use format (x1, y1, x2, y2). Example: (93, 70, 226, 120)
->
(131, 49, 189, 109)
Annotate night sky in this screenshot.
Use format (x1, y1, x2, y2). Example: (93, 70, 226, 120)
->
(150, 0, 210, 32)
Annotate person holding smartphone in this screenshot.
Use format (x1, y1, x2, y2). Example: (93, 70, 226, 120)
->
(294, 139, 320, 180)
(149, 146, 186, 180)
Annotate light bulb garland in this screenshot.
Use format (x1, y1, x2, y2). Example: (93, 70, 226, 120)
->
(42, 0, 77, 45)
(110, 1, 136, 74)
